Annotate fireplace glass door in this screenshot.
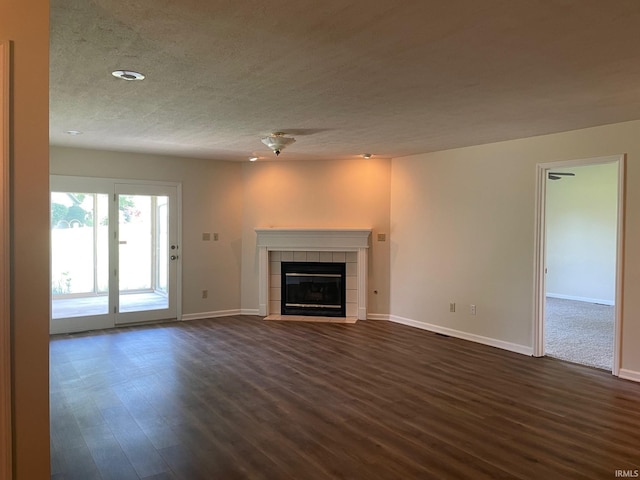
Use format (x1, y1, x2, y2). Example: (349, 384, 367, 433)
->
(281, 262, 346, 317)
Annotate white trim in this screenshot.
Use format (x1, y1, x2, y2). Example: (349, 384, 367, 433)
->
(51, 175, 184, 189)
(532, 163, 546, 357)
(618, 369, 640, 383)
(258, 245, 269, 316)
(175, 183, 183, 323)
(255, 228, 372, 320)
(546, 293, 614, 306)
(241, 308, 260, 316)
(533, 154, 625, 375)
(535, 155, 624, 169)
(50, 315, 113, 335)
(390, 315, 533, 356)
(265, 314, 357, 323)
(367, 313, 390, 321)
(256, 228, 371, 250)
(613, 156, 625, 377)
(0, 40, 12, 480)
(357, 247, 368, 320)
(113, 183, 180, 326)
(182, 309, 243, 321)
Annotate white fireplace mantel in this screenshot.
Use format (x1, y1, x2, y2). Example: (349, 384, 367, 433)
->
(255, 228, 372, 320)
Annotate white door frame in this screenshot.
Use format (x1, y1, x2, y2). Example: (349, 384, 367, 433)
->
(114, 182, 180, 325)
(533, 154, 625, 376)
(50, 176, 182, 334)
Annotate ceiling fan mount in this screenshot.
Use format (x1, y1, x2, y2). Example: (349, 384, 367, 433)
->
(548, 172, 576, 180)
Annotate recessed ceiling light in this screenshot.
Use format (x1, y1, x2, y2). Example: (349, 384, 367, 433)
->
(249, 157, 258, 162)
(65, 130, 82, 135)
(111, 70, 145, 81)
(362, 153, 373, 159)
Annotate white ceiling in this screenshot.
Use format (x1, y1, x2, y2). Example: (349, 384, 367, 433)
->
(50, 0, 640, 162)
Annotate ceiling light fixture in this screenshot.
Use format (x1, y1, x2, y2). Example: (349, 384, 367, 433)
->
(65, 130, 82, 135)
(261, 132, 296, 156)
(249, 157, 258, 162)
(362, 153, 373, 159)
(111, 70, 146, 81)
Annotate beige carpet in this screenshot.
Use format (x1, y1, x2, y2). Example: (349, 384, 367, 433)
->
(545, 297, 614, 371)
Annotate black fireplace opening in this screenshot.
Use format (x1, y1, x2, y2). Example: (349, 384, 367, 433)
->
(281, 262, 346, 317)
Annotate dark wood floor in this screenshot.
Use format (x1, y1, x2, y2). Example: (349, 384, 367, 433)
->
(50, 316, 640, 480)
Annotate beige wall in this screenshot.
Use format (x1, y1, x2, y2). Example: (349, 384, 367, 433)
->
(1, 1, 51, 478)
(9, 2, 640, 473)
(50, 147, 244, 315)
(390, 120, 640, 374)
(50, 150, 393, 317)
(240, 158, 391, 315)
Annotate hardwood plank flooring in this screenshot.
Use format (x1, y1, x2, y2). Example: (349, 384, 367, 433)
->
(50, 316, 640, 479)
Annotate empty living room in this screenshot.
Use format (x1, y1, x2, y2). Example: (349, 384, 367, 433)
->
(4, 1, 640, 479)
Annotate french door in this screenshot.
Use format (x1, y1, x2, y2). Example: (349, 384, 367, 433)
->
(50, 176, 181, 334)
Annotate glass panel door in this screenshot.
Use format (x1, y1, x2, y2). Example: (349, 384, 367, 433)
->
(118, 194, 168, 312)
(50, 176, 180, 334)
(115, 184, 178, 324)
(50, 187, 113, 334)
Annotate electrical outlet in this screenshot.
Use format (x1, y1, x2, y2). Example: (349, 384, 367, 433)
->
(213, 233, 219, 241)
(202, 290, 208, 299)
(449, 302, 455, 313)
(377, 233, 386, 242)
(470, 304, 476, 315)
(202, 233, 211, 241)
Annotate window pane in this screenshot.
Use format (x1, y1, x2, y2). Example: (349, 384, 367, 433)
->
(119, 194, 168, 312)
(51, 192, 109, 318)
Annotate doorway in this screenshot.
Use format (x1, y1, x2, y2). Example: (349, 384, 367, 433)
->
(50, 176, 181, 334)
(533, 155, 624, 375)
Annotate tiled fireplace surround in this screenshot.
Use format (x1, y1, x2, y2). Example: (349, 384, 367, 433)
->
(256, 228, 372, 320)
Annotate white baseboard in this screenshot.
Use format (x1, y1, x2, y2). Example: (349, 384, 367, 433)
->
(184, 310, 390, 320)
(181, 309, 242, 321)
(367, 313, 390, 321)
(546, 293, 614, 306)
(619, 369, 640, 383)
(388, 314, 533, 356)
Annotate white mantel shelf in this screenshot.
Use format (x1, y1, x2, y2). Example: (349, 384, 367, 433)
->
(256, 228, 372, 251)
(255, 228, 372, 320)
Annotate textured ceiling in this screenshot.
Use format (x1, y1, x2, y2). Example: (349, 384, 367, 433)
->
(50, 0, 640, 162)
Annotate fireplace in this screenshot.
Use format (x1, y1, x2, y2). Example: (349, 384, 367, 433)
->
(281, 262, 346, 317)
(255, 228, 372, 319)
